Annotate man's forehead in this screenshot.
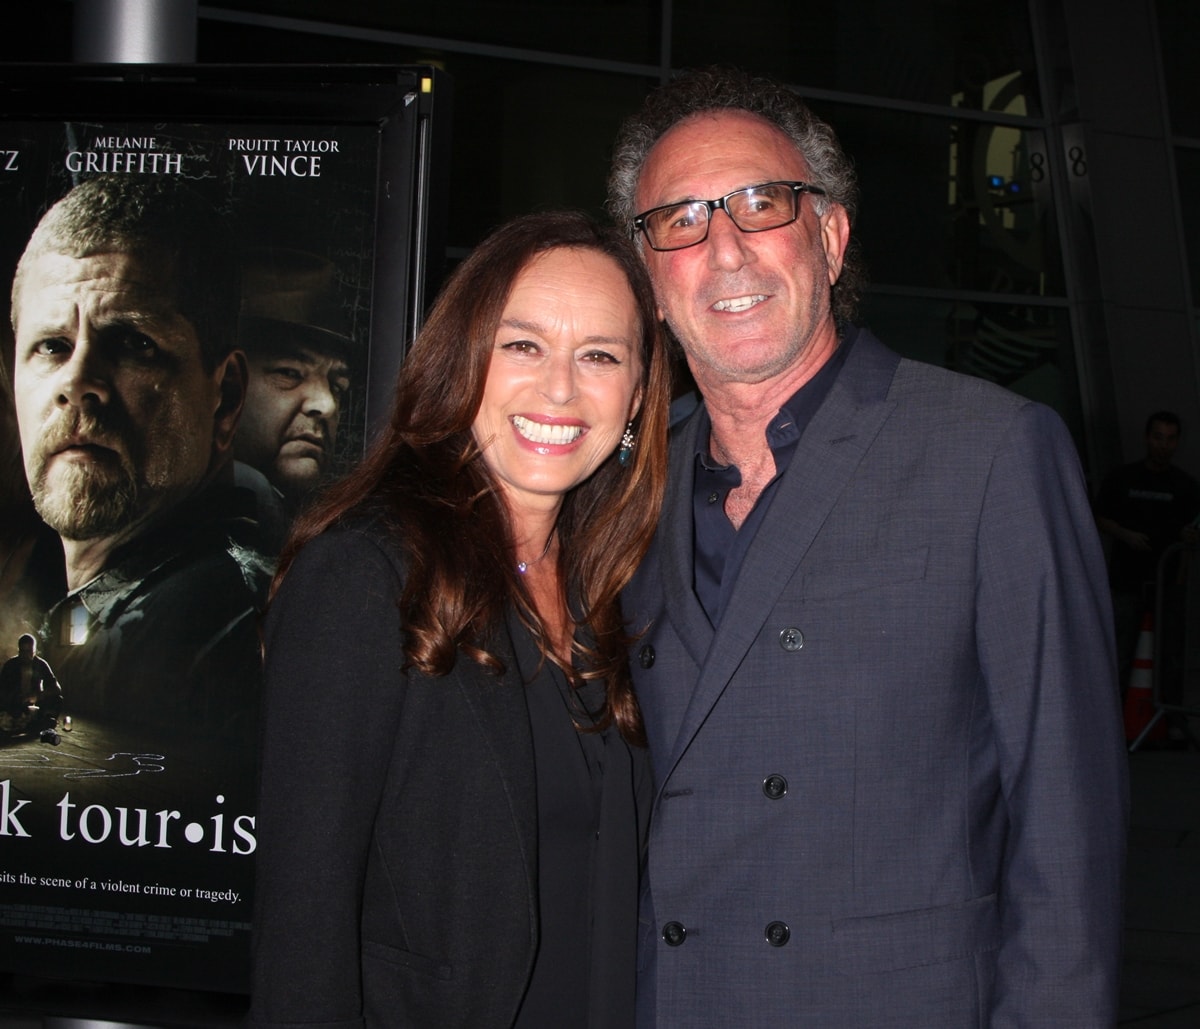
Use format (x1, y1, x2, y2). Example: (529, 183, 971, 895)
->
(252, 341, 349, 372)
(13, 248, 208, 370)
(20, 248, 182, 311)
(638, 110, 810, 205)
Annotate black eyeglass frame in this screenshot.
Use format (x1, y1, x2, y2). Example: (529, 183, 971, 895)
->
(632, 180, 828, 252)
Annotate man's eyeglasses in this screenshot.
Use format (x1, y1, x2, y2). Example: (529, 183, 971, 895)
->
(632, 181, 827, 252)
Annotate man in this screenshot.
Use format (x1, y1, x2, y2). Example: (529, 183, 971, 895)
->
(1095, 410, 1199, 696)
(234, 247, 354, 518)
(608, 68, 1128, 1026)
(1, 359, 63, 645)
(10, 175, 271, 735)
(0, 633, 61, 737)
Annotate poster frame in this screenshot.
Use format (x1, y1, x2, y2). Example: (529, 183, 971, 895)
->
(0, 61, 450, 1024)
(0, 61, 453, 438)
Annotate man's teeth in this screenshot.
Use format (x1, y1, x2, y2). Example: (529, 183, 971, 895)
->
(713, 294, 766, 313)
(512, 415, 584, 445)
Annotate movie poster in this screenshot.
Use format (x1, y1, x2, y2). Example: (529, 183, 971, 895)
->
(0, 115, 382, 993)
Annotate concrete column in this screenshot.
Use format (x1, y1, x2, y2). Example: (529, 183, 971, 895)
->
(1039, 0, 1199, 474)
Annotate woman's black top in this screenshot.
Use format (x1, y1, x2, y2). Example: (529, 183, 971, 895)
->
(509, 612, 647, 1029)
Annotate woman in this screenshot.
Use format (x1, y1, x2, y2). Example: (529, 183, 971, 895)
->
(249, 211, 670, 1028)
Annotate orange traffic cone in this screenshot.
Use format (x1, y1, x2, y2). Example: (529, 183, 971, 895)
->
(1124, 611, 1166, 743)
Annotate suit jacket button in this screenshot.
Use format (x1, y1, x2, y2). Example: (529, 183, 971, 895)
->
(662, 921, 687, 946)
(762, 774, 788, 799)
(764, 921, 790, 947)
(639, 644, 656, 669)
(779, 627, 804, 652)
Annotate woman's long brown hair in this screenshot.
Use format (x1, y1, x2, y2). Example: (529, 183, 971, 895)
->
(274, 211, 670, 744)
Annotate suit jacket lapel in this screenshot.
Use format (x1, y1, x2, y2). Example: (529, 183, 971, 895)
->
(652, 409, 716, 659)
(665, 332, 902, 773)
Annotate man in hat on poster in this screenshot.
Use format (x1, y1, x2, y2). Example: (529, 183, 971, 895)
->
(9, 174, 271, 737)
(234, 248, 354, 524)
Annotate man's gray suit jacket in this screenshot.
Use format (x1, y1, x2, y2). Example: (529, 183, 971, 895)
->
(625, 328, 1129, 1027)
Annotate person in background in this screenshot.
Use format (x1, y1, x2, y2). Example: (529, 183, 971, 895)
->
(250, 211, 670, 1029)
(608, 66, 1128, 1027)
(1096, 409, 1200, 706)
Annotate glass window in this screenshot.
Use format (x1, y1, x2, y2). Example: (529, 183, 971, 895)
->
(671, 0, 1040, 115)
(422, 57, 655, 251)
(1157, 0, 1200, 138)
(0, 2, 73, 59)
(1175, 146, 1200, 301)
(206, 0, 661, 66)
(856, 292, 1083, 447)
(199, 20, 657, 256)
(199, 15, 401, 62)
(814, 101, 1065, 297)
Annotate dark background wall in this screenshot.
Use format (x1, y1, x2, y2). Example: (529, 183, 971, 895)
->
(4, 0, 1199, 483)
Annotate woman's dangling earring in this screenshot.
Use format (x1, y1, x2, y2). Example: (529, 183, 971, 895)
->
(618, 421, 636, 467)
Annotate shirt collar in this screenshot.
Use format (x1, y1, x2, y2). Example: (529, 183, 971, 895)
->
(694, 327, 856, 471)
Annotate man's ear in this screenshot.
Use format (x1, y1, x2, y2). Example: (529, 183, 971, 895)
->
(820, 203, 852, 285)
(211, 349, 248, 456)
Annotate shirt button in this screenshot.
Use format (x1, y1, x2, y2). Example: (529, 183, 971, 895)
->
(779, 627, 804, 652)
(764, 921, 790, 947)
(662, 921, 687, 946)
(762, 774, 788, 799)
(638, 645, 655, 669)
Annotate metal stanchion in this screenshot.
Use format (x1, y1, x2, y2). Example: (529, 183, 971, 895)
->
(72, 0, 197, 63)
(1129, 541, 1200, 751)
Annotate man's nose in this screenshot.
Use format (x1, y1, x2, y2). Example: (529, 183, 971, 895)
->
(302, 379, 338, 419)
(705, 208, 754, 271)
(56, 340, 112, 408)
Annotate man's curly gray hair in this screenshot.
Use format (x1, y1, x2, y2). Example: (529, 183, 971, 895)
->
(607, 66, 865, 325)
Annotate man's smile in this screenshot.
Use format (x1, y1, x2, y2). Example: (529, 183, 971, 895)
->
(712, 294, 768, 313)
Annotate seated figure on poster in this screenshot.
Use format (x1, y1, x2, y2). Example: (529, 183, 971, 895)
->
(234, 247, 355, 546)
(0, 633, 62, 737)
(8, 175, 272, 737)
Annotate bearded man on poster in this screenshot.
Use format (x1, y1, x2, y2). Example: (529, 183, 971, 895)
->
(9, 175, 271, 736)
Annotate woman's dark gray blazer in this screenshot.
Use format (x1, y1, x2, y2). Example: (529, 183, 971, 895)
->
(249, 520, 545, 1028)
